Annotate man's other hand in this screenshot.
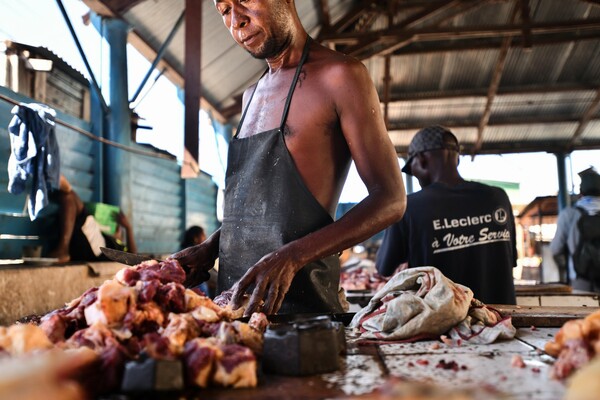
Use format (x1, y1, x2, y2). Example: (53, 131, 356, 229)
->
(231, 249, 300, 316)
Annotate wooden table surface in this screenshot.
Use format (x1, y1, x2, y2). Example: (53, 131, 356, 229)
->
(108, 306, 600, 399)
(190, 327, 565, 400)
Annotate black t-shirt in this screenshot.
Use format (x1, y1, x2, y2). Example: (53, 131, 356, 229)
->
(376, 181, 517, 305)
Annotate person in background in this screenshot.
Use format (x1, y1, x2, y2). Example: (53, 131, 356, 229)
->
(173, 0, 406, 316)
(181, 225, 206, 250)
(550, 167, 600, 293)
(180, 225, 216, 298)
(376, 125, 517, 305)
(47, 175, 137, 263)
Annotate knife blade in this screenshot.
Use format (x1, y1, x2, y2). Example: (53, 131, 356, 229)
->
(100, 247, 156, 266)
(236, 312, 356, 326)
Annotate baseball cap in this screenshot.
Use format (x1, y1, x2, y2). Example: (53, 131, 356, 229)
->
(579, 167, 600, 195)
(401, 125, 460, 175)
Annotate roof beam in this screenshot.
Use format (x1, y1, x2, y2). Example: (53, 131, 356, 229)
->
(320, 18, 600, 44)
(387, 114, 600, 131)
(315, 0, 331, 30)
(396, 140, 600, 156)
(82, 0, 227, 123)
(346, 0, 459, 57)
(519, 0, 532, 49)
(390, 83, 600, 101)
(316, 0, 379, 40)
(569, 89, 600, 147)
(474, 3, 519, 154)
(390, 30, 600, 55)
(351, 0, 486, 59)
(474, 34, 511, 153)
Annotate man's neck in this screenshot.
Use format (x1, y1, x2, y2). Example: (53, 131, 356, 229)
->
(266, 32, 307, 72)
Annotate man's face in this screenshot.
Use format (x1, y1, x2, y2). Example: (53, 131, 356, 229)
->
(214, 0, 293, 59)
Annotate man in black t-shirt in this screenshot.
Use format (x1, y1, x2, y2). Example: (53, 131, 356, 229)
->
(376, 126, 517, 305)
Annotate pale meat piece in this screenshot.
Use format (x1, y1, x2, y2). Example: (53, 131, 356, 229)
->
(248, 312, 269, 334)
(0, 324, 53, 355)
(213, 289, 264, 320)
(84, 280, 136, 328)
(545, 310, 600, 379)
(160, 312, 201, 355)
(212, 343, 257, 388)
(186, 289, 223, 322)
(231, 320, 264, 355)
(185, 289, 223, 313)
(564, 357, 600, 400)
(1, 380, 86, 400)
(0, 347, 97, 400)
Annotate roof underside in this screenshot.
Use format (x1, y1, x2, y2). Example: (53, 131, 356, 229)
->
(83, 0, 600, 158)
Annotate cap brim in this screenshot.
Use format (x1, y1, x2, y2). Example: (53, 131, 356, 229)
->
(401, 156, 414, 175)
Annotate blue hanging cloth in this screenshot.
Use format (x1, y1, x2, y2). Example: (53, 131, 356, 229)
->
(7, 103, 61, 220)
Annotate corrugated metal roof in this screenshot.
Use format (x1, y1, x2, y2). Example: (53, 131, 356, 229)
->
(84, 0, 600, 157)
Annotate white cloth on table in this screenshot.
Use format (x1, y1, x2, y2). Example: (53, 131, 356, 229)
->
(349, 266, 515, 344)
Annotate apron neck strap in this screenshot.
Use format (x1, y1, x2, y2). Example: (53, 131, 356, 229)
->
(235, 36, 312, 137)
(235, 68, 268, 137)
(279, 36, 311, 131)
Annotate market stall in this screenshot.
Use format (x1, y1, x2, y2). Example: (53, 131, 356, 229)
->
(1, 258, 598, 400)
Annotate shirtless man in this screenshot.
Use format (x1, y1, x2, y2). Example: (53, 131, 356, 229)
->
(173, 0, 405, 315)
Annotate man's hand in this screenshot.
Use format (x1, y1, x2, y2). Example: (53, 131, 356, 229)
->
(114, 211, 131, 230)
(231, 249, 301, 316)
(171, 243, 216, 288)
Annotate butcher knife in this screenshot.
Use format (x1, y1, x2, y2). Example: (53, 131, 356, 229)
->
(100, 247, 156, 266)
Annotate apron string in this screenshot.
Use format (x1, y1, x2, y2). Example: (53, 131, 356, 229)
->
(279, 36, 312, 131)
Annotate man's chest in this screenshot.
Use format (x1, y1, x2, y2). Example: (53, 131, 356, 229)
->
(239, 73, 334, 139)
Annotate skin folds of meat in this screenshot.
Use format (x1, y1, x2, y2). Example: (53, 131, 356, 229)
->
(546, 310, 600, 379)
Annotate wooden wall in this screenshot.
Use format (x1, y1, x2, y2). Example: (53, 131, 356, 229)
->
(0, 86, 219, 259)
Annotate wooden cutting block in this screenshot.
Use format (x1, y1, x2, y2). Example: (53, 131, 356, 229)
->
(490, 304, 600, 327)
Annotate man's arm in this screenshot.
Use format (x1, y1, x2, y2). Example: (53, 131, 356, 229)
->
(233, 59, 406, 315)
(115, 211, 137, 254)
(550, 210, 570, 257)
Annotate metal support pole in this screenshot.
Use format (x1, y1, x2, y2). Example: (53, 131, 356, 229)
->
(555, 152, 570, 212)
(104, 18, 132, 213)
(130, 11, 185, 104)
(55, 0, 109, 114)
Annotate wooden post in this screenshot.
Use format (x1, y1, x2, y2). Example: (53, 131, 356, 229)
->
(182, 0, 202, 178)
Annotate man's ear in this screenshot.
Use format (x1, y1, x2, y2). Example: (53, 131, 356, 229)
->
(415, 152, 427, 170)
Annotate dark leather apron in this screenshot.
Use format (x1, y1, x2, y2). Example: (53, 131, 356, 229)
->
(218, 38, 343, 314)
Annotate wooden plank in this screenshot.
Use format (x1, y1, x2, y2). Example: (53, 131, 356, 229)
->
(515, 283, 572, 294)
(491, 304, 599, 327)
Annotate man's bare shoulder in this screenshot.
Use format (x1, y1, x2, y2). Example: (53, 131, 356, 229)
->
(308, 43, 368, 83)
